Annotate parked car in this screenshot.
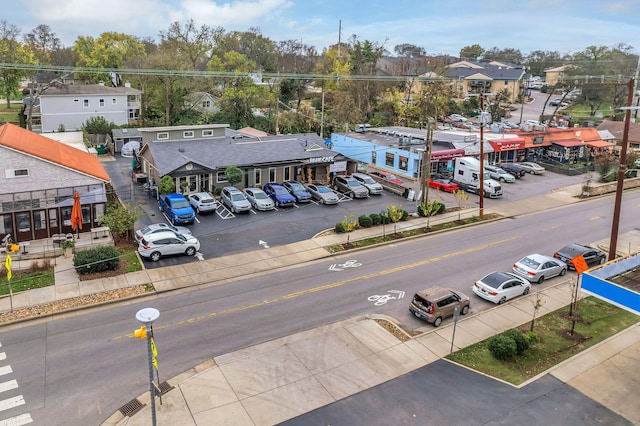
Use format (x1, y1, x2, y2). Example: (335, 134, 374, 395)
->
(371, 171, 404, 185)
(135, 223, 192, 242)
(282, 181, 313, 203)
(519, 162, 546, 175)
(304, 183, 339, 205)
(523, 119, 540, 126)
(138, 231, 200, 262)
(553, 243, 607, 270)
(220, 186, 252, 213)
(472, 271, 531, 304)
(351, 173, 384, 195)
(500, 163, 526, 178)
(242, 187, 275, 211)
(332, 176, 370, 198)
(188, 192, 216, 214)
(501, 121, 519, 129)
(428, 178, 459, 193)
(484, 164, 516, 183)
(512, 253, 568, 284)
(549, 99, 563, 107)
(409, 286, 470, 327)
(448, 114, 468, 122)
(263, 182, 296, 207)
(158, 193, 196, 225)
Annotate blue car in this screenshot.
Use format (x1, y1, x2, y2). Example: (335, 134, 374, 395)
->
(263, 182, 296, 207)
(282, 181, 312, 203)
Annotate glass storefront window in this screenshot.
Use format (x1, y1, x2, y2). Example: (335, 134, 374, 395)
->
(1, 214, 12, 234)
(49, 209, 58, 228)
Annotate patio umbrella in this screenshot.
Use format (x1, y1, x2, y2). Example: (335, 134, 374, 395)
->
(71, 192, 83, 239)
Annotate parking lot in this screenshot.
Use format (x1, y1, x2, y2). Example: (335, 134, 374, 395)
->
(102, 154, 586, 268)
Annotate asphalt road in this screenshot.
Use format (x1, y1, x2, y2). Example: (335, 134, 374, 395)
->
(1, 189, 638, 425)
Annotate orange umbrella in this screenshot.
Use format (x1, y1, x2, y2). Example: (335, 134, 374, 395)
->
(71, 192, 83, 238)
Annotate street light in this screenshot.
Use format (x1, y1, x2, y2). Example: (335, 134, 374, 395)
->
(135, 307, 160, 426)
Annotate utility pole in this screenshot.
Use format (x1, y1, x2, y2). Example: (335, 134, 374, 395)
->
(421, 118, 434, 206)
(478, 94, 485, 219)
(608, 79, 634, 261)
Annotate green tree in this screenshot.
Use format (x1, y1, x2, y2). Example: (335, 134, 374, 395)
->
(81, 116, 116, 134)
(73, 32, 146, 82)
(459, 44, 484, 61)
(225, 165, 243, 186)
(158, 176, 175, 194)
(99, 202, 143, 241)
(159, 19, 215, 70)
(0, 21, 36, 108)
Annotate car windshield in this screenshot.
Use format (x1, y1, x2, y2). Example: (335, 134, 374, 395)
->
(317, 186, 330, 193)
(385, 174, 397, 180)
(173, 200, 190, 209)
(231, 193, 246, 201)
(520, 257, 541, 269)
(274, 187, 288, 195)
(361, 177, 376, 184)
(289, 182, 304, 190)
(254, 192, 268, 199)
(348, 180, 361, 187)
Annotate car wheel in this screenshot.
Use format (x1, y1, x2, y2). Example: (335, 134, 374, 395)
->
(560, 268, 567, 276)
(498, 297, 507, 305)
(185, 246, 196, 256)
(500, 177, 505, 182)
(461, 305, 469, 315)
(599, 257, 605, 264)
(195, 206, 200, 214)
(349, 191, 355, 198)
(150, 251, 161, 262)
(171, 217, 177, 226)
(523, 287, 530, 295)
(529, 170, 534, 174)
(537, 275, 545, 284)
(433, 317, 443, 327)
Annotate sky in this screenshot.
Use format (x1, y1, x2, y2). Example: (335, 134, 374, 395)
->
(6, 0, 640, 57)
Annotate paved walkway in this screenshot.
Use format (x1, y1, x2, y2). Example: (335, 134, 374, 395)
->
(2, 182, 640, 425)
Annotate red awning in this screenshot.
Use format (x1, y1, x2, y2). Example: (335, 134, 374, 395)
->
(488, 140, 525, 152)
(552, 139, 584, 147)
(586, 140, 615, 148)
(430, 148, 465, 161)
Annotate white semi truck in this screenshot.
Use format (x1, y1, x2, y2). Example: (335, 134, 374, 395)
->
(452, 157, 503, 198)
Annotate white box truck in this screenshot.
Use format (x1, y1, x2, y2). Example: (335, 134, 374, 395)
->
(452, 157, 503, 198)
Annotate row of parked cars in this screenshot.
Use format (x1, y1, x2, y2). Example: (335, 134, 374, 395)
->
(409, 243, 607, 327)
(484, 161, 546, 183)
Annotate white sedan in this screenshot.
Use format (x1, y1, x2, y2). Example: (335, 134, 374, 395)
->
(512, 253, 567, 284)
(473, 271, 531, 304)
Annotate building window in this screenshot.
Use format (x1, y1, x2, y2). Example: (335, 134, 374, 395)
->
(99, 98, 105, 107)
(83, 99, 89, 107)
(202, 130, 213, 137)
(157, 132, 169, 140)
(112, 98, 117, 104)
(284, 166, 291, 181)
(399, 156, 408, 171)
(254, 169, 261, 186)
(183, 131, 194, 138)
(385, 153, 395, 167)
(372, 151, 377, 164)
(217, 171, 228, 183)
(202, 100, 211, 108)
(269, 168, 276, 182)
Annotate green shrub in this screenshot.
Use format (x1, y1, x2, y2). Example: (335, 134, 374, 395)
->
(502, 329, 530, 354)
(400, 209, 409, 221)
(335, 222, 346, 233)
(487, 334, 517, 360)
(524, 331, 539, 344)
(73, 246, 120, 275)
(358, 215, 373, 228)
(380, 214, 391, 224)
(436, 202, 446, 214)
(369, 213, 381, 225)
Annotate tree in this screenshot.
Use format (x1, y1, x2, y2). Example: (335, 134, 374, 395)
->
(394, 43, 425, 58)
(73, 32, 146, 82)
(0, 21, 36, 108)
(386, 204, 404, 235)
(459, 44, 484, 61)
(158, 176, 175, 194)
(99, 202, 143, 241)
(213, 27, 277, 73)
(452, 189, 469, 221)
(225, 165, 243, 187)
(481, 47, 524, 64)
(159, 20, 215, 70)
(81, 116, 116, 134)
(23, 24, 60, 64)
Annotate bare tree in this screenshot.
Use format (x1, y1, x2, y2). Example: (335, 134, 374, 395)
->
(23, 24, 60, 64)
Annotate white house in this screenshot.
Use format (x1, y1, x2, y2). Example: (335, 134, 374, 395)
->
(27, 82, 141, 133)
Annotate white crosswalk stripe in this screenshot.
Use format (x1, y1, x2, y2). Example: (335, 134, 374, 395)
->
(0, 413, 33, 426)
(0, 354, 6, 362)
(0, 382, 17, 395)
(0, 368, 12, 378)
(0, 396, 25, 412)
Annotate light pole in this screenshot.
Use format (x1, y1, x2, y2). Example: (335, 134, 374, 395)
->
(136, 308, 160, 426)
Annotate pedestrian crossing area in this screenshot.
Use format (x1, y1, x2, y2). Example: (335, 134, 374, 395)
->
(0, 343, 32, 426)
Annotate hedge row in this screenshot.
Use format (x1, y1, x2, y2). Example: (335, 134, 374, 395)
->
(73, 246, 120, 275)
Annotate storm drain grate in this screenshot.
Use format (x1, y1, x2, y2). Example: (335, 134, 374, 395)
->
(156, 381, 174, 396)
(119, 398, 144, 417)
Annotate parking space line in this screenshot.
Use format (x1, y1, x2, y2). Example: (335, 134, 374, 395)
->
(0, 367, 11, 377)
(0, 396, 25, 412)
(0, 381, 17, 394)
(0, 413, 33, 426)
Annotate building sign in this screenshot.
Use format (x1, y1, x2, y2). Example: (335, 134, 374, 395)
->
(488, 141, 525, 152)
(330, 161, 347, 173)
(306, 156, 335, 164)
(463, 135, 478, 143)
(431, 149, 466, 161)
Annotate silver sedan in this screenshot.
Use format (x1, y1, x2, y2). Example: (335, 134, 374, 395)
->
(304, 183, 339, 205)
(512, 253, 567, 284)
(243, 187, 275, 211)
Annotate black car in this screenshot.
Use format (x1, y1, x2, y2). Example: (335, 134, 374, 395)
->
(553, 243, 607, 269)
(500, 163, 526, 178)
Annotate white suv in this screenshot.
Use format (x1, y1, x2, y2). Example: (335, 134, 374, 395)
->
(351, 173, 383, 195)
(188, 192, 217, 214)
(484, 164, 516, 183)
(138, 231, 200, 262)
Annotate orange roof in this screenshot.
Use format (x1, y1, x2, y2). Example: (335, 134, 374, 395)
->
(0, 123, 110, 182)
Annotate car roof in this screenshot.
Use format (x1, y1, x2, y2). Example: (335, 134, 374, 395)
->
(190, 191, 212, 198)
(224, 186, 241, 191)
(558, 243, 595, 255)
(520, 253, 555, 263)
(142, 231, 182, 241)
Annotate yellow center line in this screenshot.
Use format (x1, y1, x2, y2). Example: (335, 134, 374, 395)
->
(113, 236, 519, 340)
